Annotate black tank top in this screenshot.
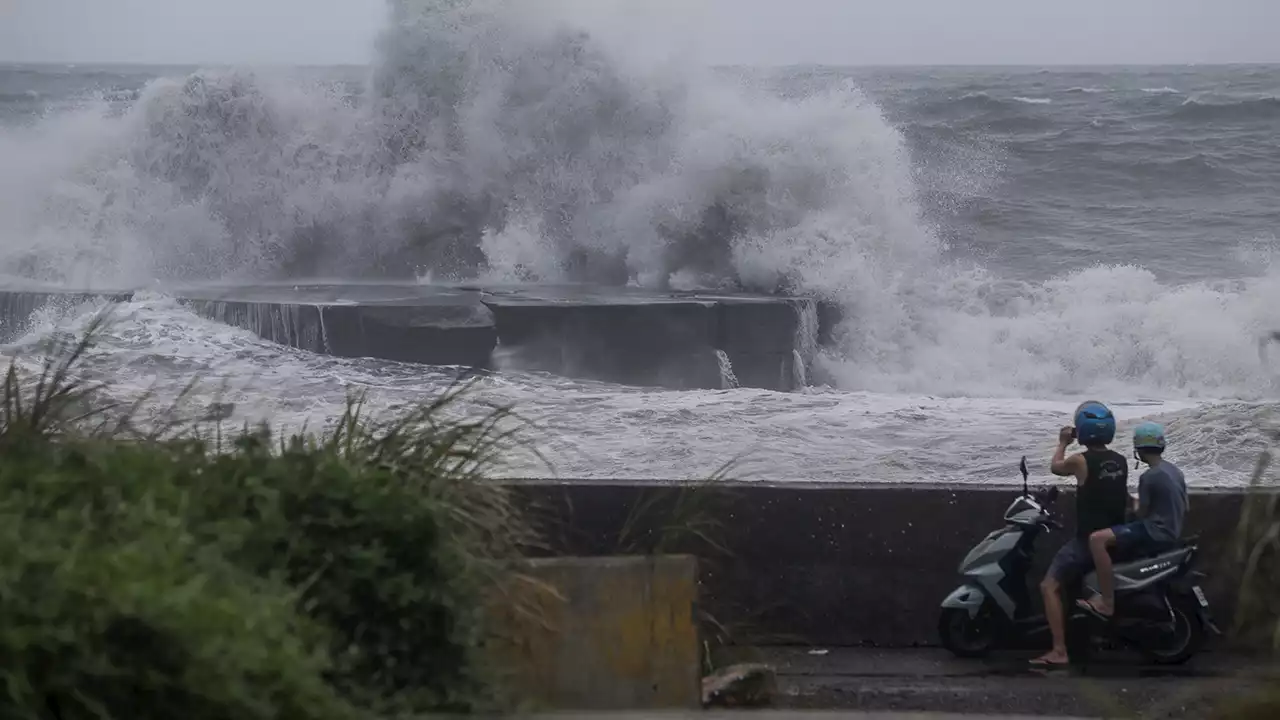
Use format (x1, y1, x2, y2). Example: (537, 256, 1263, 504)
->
(1077, 448, 1130, 539)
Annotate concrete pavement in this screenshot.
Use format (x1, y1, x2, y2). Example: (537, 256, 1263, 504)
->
(524, 707, 1095, 712)
(728, 647, 1274, 717)
(508, 647, 1272, 717)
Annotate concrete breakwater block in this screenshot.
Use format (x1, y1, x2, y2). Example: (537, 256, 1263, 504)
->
(0, 282, 840, 392)
(0, 289, 136, 342)
(178, 284, 499, 369)
(482, 285, 723, 389)
(486, 555, 702, 710)
(482, 285, 817, 390)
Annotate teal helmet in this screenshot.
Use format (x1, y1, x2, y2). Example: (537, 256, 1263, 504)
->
(1132, 421, 1166, 452)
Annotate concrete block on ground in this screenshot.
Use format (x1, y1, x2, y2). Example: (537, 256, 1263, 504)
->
(487, 555, 702, 711)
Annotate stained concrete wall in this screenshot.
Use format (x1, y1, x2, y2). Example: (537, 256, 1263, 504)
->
(510, 481, 1272, 648)
(487, 555, 702, 710)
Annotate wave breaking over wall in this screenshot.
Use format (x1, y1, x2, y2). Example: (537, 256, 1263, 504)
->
(2, 0, 1280, 402)
(0, 1, 931, 295)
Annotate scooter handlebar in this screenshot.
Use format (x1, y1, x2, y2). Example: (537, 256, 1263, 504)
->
(1031, 485, 1061, 505)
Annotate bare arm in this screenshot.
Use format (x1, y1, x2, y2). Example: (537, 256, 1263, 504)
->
(1051, 454, 1088, 485)
(1049, 430, 1088, 484)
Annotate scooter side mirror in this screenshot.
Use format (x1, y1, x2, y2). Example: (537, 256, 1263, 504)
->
(1019, 455, 1030, 497)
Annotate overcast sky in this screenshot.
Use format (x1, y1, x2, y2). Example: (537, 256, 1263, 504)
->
(2, 0, 1277, 66)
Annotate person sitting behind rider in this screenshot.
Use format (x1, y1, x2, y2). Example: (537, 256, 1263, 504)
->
(1032, 400, 1130, 667)
(1078, 421, 1188, 618)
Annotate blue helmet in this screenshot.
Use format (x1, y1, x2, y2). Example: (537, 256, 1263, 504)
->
(1074, 400, 1116, 445)
(1133, 421, 1166, 452)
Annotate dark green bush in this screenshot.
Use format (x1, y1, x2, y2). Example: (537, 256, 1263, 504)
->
(0, 314, 539, 718)
(184, 400, 539, 714)
(0, 443, 356, 720)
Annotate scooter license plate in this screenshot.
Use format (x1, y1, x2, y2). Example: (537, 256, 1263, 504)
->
(1192, 585, 1209, 608)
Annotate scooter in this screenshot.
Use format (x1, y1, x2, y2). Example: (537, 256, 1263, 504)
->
(938, 456, 1220, 665)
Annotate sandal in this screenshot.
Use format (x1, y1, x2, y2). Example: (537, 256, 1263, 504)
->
(1029, 654, 1070, 667)
(1075, 595, 1114, 619)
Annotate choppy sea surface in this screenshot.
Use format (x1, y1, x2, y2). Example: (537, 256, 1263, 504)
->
(2, 3, 1279, 485)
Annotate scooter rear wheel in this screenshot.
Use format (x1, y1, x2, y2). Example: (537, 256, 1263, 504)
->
(1139, 596, 1205, 665)
(939, 607, 999, 658)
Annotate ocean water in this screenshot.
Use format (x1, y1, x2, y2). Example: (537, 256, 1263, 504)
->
(2, 1, 1279, 485)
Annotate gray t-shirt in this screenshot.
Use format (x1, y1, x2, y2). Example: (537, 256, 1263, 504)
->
(1138, 460, 1188, 544)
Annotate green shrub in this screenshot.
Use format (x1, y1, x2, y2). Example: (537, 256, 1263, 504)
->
(0, 446, 355, 720)
(184, 399, 539, 714)
(0, 313, 540, 718)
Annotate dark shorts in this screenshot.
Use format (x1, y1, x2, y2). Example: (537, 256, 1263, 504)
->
(1046, 538, 1095, 584)
(1109, 521, 1174, 557)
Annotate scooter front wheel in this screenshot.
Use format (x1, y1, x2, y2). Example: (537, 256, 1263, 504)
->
(939, 607, 998, 658)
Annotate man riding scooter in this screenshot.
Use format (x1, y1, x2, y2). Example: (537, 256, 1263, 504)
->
(1032, 400, 1129, 667)
(939, 408, 1215, 665)
(1078, 421, 1188, 619)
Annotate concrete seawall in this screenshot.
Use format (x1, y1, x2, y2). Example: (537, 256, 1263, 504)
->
(0, 282, 840, 392)
(509, 481, 1271, 649)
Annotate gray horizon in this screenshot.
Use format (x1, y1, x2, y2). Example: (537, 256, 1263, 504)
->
(1, 0, 1277, 67)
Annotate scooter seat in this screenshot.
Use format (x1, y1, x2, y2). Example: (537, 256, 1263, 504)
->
(1110, 546, 1165, 563)
(1083, 545, 1193, 597)
(1110, 537, 1195, 563)
(1115, 545, 1192, 575)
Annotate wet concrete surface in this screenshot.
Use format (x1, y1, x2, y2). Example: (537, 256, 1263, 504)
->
(745, 647, 1272, 717)
(527, 707, 1090, 712)
(0, 281, 838, 391)
(521, 647, 1272, 716)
